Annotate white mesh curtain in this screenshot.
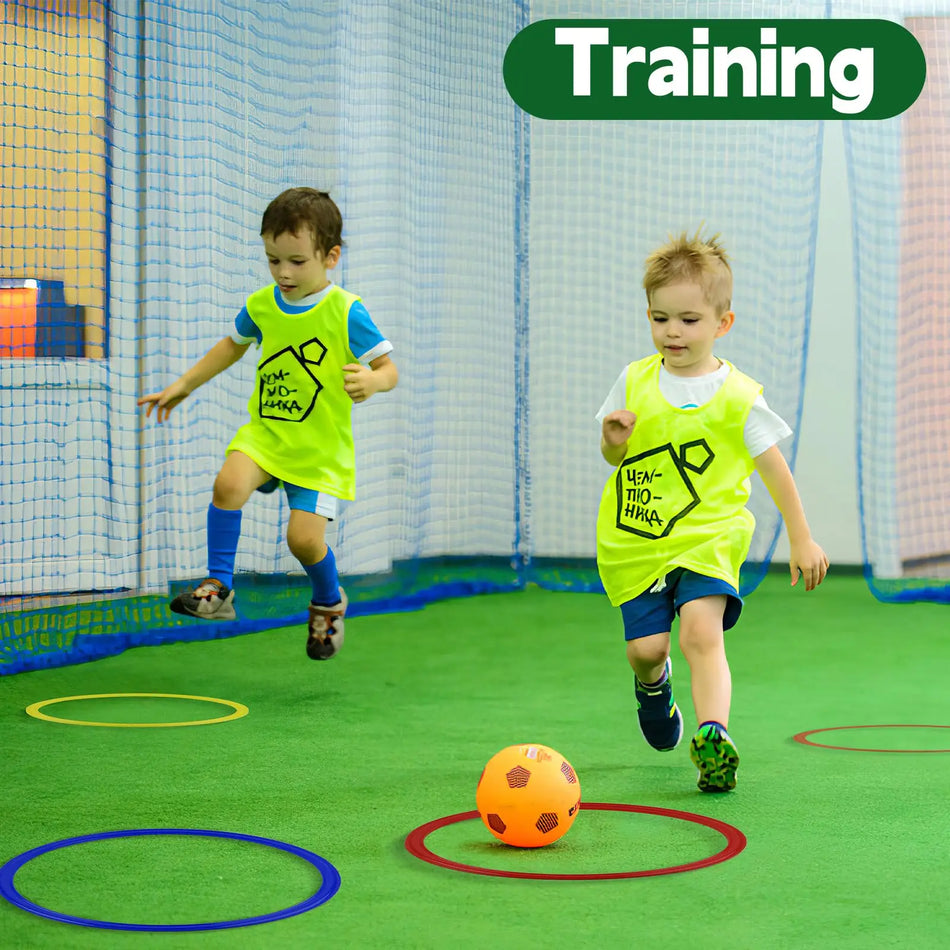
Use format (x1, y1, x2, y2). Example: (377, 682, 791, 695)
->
(840, 0, 950, 600)
(523, 0, 827, 594)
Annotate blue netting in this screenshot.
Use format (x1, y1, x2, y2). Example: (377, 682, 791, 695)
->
(1, 0, 828, 674)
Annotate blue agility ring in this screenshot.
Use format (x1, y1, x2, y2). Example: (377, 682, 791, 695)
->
(0, 829, 341, 932)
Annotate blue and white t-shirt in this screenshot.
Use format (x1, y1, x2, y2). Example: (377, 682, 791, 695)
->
(230, 281, 392, 364)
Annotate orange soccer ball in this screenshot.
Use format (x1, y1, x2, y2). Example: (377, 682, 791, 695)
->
(475, 743, 581, 848)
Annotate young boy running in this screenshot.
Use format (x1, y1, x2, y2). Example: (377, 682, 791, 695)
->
(595, 231, 827, 791)
(139, 187, 397, 660)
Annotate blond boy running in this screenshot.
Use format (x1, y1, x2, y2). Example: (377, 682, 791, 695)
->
(596, 231, 827, 791)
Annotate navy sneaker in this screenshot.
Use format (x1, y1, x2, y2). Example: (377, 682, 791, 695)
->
(634, 658, 683, 751)
(689, 722, 740, 792)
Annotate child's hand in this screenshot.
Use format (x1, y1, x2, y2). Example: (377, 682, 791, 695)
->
(602, 410, 637, 446)
(342, 363, 378, 403)
(789, 539, 829, 591)
(137, 380, 191, 423)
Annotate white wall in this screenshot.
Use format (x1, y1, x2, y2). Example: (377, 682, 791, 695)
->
(773, 122, 862, 566)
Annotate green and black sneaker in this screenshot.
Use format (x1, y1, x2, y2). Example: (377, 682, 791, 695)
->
(689, 721, 740, 792)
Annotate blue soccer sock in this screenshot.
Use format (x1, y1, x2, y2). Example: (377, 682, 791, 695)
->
(207, 504, 242, 590)
(304, 545, 341, 607)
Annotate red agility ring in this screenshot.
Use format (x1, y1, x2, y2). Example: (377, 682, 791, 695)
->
(404, 802, 746, 880)
(793, 724, 950, 753)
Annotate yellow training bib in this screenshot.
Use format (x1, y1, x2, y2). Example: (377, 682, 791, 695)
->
(227, 284, 360, 498)
(596, 354, 762, 606)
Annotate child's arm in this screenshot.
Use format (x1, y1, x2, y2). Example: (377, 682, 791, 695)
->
(600, 410, 636, 466)
(138, 336, 251, 423)
(342, 354, 398, 404)
(753, 444, 829, 590)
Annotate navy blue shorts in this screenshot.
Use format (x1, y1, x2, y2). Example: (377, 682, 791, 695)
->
(620, 567, 742, 641)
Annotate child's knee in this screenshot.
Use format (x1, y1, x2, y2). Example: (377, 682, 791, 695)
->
(212, 470, 250, 509)
(679, 621, 725, 657)
(625, 634, 670, 669)
(286, 525, 326, 563)
(678, 597, 727, 654)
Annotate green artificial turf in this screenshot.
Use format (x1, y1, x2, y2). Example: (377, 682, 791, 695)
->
(1, 575, 948, 949)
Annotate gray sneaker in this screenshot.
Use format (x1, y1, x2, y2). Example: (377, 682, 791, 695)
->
(306, 587, 347, 660)
(170, 578, 236, 620)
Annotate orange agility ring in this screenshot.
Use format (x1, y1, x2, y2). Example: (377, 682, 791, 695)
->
(25, 693, 248, 728)
(792, 724, 950, 753)
(405, 802, 746, 880)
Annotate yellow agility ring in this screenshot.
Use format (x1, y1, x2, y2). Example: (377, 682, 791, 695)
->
(24, 693, 249, 728)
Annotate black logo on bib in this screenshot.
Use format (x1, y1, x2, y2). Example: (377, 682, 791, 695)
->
(614, 440, 713, 539)
(257, 338, 328, 422)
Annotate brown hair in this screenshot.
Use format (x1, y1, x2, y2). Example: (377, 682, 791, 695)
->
(643, 230, 733, 314)
(260, 187, 343, 256)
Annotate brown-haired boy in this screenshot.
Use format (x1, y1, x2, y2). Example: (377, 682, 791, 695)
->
(140, 188, 398, 660)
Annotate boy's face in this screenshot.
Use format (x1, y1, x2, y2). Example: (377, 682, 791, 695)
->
(263, 228, 340, 302)
(647, 281, 734, 377)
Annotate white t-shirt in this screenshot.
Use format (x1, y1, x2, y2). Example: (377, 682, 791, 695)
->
(595, 360, 792, 459)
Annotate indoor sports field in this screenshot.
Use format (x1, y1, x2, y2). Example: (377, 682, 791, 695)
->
(3, 1, 950, 948)
(2, 574, 950, 949)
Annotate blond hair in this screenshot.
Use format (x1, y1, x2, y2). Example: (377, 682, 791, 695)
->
(643, 230, 733, 314)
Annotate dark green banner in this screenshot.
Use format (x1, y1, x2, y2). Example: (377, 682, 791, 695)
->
(504, 19, 926, 119)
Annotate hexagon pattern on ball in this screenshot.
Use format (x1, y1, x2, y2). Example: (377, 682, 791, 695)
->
(475, 744, 581, 848)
